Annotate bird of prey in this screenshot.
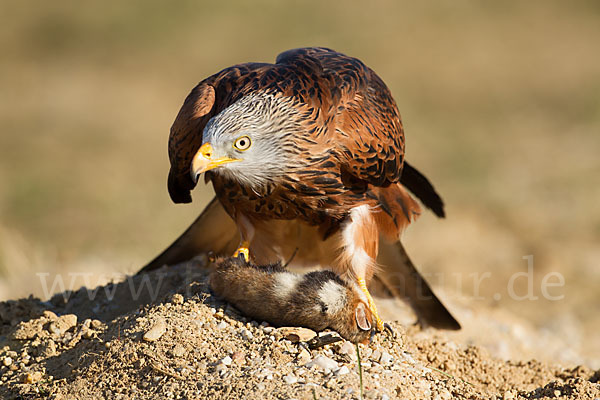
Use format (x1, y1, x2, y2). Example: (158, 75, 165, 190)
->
(140, 47, 459, 331)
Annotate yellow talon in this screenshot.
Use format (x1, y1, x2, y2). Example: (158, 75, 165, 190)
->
(357, 277, 385, 331)
(233, 242, 250, 262)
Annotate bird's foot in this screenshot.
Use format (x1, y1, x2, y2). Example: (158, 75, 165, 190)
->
(232, 242, 250, 262)
(357, 277, 385, 332)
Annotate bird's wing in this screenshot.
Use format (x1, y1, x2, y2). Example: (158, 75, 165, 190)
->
(276, 48, 405, 188)
(137, 197, 238, 273)
(137, 197, 460, 330)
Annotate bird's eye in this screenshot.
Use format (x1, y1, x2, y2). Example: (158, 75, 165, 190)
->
(233, 136, 251, 151)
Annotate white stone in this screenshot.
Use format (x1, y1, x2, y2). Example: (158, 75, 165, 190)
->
(216, 321, 228, 329)
(297, 347, 312, 364)
(241, 329, 253, 340)
(143, 318, 166, 342)
(337, 341, 356, 360)
(380, 351, 393, 365)
(221, 356, 232, 366)
(436, 389, 452, 400)
(283, 374, 297, 384)
(371, 349, 382, 362)
(306, 355, 338, 371)
(335, 365, 350, 376)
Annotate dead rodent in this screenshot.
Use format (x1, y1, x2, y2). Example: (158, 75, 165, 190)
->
(209, 256, 373, 343)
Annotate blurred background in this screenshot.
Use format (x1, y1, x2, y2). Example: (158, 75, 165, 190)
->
(1, 1, 598, 363)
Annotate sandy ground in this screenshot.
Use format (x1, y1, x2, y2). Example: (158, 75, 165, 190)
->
(1, 259, 598, 400)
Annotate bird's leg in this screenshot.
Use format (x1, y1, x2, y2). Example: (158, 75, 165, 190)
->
(339, 205, 385, 332)
(233, 242, 250, 261)
(357, 277, 384, 332)
(233, 212, 254, 262)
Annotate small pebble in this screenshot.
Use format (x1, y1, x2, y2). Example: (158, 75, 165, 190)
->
(91, 319, 104, 330)
(3, 357, 12, 367)
(275, 327, 316, 342)
(24, 371, 43, 384)
(306, 355, 338, 371)
(39, 339, 57, 357)
(336, 366, 350, 376)
(436, 389, 452, 400)
(63, 314, 77, 325)
(371, 349, 382, 362)
(262, 326, 275, 334)
(297, 347, 312, 364)
(231, 351, 245, 365)
(337, 341, 356, 360)
(241, 329, 253, 341)
(171, 344, 186, 358)
(193, 320, 204, 330)
(43, 310, 58, 320)
(283, 374, 297, 384)
(216, 321, 228, 329)
(503, 391, 515, 400)
(221, 356, 232, 366)
(380, 351, 393, 365)
(381, 395, 390, 400)
(143, 318, 167, 342)
(171, 294, 184, 305)
(48, 322, 62, 335)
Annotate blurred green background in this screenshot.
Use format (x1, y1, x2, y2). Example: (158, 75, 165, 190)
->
(1, 1, 599, 358)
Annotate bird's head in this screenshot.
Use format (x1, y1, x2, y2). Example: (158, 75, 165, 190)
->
(190, 92, 301, 190)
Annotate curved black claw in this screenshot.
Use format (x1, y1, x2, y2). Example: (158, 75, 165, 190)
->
(384, 323, 396, 338)
(368, 322, 396, 343)
(369, 329, 377, 343)
(307, 333, 343, 350)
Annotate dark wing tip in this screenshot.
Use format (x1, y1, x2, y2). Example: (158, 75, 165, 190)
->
(400, 162, 445, 218)
(168, 169, 193, 204)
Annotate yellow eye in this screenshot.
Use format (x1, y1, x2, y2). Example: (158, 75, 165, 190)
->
(234, 136, 251, 151)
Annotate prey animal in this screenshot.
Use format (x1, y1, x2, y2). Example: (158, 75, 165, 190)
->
(209, 256, 373, 343)
(141, 47, 460, 332)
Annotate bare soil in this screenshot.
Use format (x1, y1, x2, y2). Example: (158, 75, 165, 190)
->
(0, 259, 598, 400)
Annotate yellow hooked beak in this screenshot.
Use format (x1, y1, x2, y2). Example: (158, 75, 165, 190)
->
(190, 143, 240, 183)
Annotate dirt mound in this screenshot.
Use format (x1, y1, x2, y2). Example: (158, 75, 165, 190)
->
(1, 260, 598, 399)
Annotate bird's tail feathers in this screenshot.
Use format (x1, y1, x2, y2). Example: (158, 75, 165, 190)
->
(400, 162, 445, 218)
(376, 241, 461, 330)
